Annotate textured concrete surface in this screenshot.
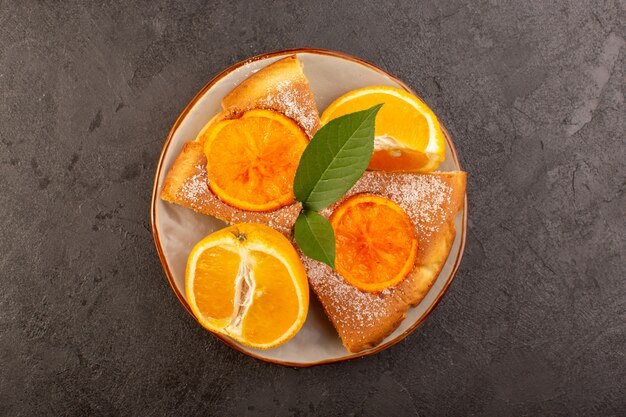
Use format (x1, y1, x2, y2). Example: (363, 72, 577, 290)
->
(1, 0, 625, 416)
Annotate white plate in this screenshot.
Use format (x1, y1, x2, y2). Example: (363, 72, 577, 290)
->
(151, 49, 467, 366)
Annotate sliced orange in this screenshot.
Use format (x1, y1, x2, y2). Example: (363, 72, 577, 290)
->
(320, 86, 445, 172)
(330, 194, 418, 292)
(203, 109, 308, 212)
(185, 223, 309, 349)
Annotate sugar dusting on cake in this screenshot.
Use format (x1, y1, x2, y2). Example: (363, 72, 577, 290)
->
(176, 165, 209, 209)
(303, 255, 390, 340)
(231, 204, 300, 235)
(258, 79, 318, 137)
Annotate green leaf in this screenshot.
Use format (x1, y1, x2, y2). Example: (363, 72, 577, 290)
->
(294, 210, 336, 268)
(293, 104, 383, 211)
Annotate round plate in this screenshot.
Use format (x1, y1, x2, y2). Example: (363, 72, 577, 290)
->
(151, 48, 467, 367)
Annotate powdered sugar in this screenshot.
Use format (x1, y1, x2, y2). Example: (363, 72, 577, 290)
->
(258, 80, 318, 137)
(302, 254, 390, 336)
(229, 204, 300, 236)
(176, 165, 209, 208)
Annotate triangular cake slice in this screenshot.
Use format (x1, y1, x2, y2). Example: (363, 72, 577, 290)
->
(301, 171, 466, 353)
(161, 55, 319, 220)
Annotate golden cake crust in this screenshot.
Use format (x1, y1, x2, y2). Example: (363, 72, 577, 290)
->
(161, 55, 319, 233)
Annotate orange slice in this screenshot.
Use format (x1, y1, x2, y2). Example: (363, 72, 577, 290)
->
(203, 109, 308, 212)
(320, 86, 445, 172)
(330, 194, 418, 292)
(185, 223, 309, 349)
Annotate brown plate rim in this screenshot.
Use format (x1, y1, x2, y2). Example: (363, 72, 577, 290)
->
(150, 47, 467, 367)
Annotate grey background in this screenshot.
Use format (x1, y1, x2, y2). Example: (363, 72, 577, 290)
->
(1, 0, 624, 416)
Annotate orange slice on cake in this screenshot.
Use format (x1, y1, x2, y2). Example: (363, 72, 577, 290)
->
(320, 86, 446, 172)
(329, 194, 418, 292)
(203, 109, 308, 212)
(185, 223, 309, 349)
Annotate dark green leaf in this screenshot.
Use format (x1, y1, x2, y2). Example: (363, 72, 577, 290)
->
(293, 210, 335, 268)
(293, 104, 383, 211)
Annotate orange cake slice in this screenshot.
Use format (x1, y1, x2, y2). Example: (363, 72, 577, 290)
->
(161, 55, 320, 219)
(302, 171, 466, 353)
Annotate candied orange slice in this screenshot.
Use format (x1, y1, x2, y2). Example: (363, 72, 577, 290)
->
(203, 110, 308, 212)
(185, 223, 309, 349)
(330, 194, 418, 292)
(320, 86, 445, 172)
